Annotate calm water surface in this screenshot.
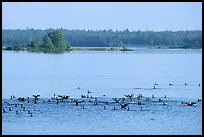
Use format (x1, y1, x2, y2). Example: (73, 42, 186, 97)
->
(2, 49, 202, 135)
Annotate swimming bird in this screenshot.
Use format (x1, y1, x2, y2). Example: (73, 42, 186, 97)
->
(78, 86, 80, 90)
(155, 83, 158, 85)
(75, 100, 83, 106)
(197, 98, 201, 102)
(28, 110, 31, 114)
(127, 107, 130, 111)
(87, 90, 91, 94)
(164, 95, 167, 98)
(187, 102, 196, 106)
(113, 107, 116, 110)
(16, 110, 18, 114)
(125, 94, 134, 101)
(140, 107, 143, 111)
(3, 109, 6, 113)
(185, 83, 188, 86)
(18, 97, 25, 101)
(33, 94, 40, 99)
(153, 86, 156, 89)
(145, 97, 150, 101)
(168, 83, 173, 86)
(120, 103, 128, 108)
(152, 95, 155, 98)
(112, 98, 121, 103)
(198, 83, 200, 86)
(33, 94, 40, 104)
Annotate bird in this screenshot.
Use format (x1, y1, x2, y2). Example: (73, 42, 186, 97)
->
(169, 83, 173, 86)
(18, 97, 25, 101)
(113, 106, 116, 110)
(127, 107, 130, 111)
(78, 86, 80, 90)
(33, 94, 40, 98)
(185, 82, 188, 86)
(87, 90, 91, 94)
(112, 98, 121, 103)
(155, 83, 158, 85)
(120, 103, 128, 108)
(187, 102, 196, 106)
(152, 95, 155, 98)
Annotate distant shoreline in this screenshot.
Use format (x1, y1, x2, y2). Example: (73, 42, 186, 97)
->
(2, 47, 202, 54)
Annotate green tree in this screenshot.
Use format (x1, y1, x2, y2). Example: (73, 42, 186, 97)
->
(31, 36, 41, 51)
(42, 35, 54, 53)
(48, 30, 67, 52)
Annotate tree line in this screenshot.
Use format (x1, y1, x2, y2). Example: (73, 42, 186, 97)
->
(2, 29, 202, 50)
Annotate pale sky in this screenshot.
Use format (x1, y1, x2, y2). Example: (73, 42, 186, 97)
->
(2, 2, 202, 31)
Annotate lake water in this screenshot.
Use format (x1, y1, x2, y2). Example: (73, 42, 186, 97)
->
(2, 49, 202, 135)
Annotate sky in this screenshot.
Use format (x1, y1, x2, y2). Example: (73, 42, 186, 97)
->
(2, 2, 202, 31)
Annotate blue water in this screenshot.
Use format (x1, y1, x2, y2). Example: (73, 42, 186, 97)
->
(2, 49, 202, 135)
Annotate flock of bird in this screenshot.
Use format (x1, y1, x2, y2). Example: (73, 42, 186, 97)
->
(2, 82, 202, 117)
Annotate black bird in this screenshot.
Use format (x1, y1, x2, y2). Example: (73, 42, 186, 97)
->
(75, 100, 83, 106)
(112, 98, 121, 103)
(185, 83, 188, 86)
(28, 110, 31, 114)
(152, 95, 155, 98)
(127, 107, 130, 111)
(33, 94, 40, 98)
(120, 103, 128, 108)
(145, 98, 150, 101)
(198, 98, 201, 102)
(87, 90, 91, 94)
(155, 83, 158, 85)
(113, 106, 116, 110)
(78, 86, 80, 90)
(125, 94, 134, 99)
(187, 102, 196, 106)
(33, 94, 40, 104)
(125, 94, 134, 101)
(169, 83, 173, 86)
(18, 97, 25, 101)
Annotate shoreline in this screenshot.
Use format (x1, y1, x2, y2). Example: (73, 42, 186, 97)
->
(2, 47, 202, 54)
